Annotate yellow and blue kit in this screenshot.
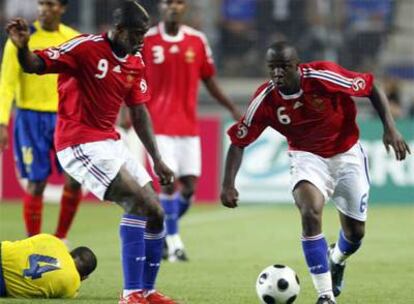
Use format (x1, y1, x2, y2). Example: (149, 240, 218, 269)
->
(0, 234, 80, 298)
(0, 21, 79, 181)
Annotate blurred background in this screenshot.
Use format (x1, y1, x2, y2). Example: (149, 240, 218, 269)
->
(0, 0, 413, 203)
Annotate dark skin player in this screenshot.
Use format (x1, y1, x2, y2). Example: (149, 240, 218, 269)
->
(6, 5, 174, 232)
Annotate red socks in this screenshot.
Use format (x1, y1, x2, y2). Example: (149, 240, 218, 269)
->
(55, 186, 82, 239)
(23, 193, 43, 236)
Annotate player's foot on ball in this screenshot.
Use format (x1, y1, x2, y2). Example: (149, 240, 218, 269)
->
(328, 244, 346, 297)
(119, 291, 149, 304)
(316, 295, 336, 304)
(145, 290, 178, 304)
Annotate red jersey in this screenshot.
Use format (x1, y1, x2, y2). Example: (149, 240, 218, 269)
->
(35, 33, 150, 151)
(228, 61, 374, 158)
(143, 22, 216, 136)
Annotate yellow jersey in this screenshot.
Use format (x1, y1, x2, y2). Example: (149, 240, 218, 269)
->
(0, 20, 79, 125)
(0, 234, 80, 298)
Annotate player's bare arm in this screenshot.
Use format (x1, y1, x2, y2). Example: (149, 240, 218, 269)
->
(369, 83, 411, 160)
(221, 144, 244, 208)
(0, 125, 9, 151)
(6, 18, 45, 73)
(129, 104, 174, 185)
(203, 77, 243, 121)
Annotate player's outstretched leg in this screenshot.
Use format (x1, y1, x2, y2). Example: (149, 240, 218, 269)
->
(108, 168, 177, 304)
(105, 169, 154, 304)
(294, 181, 336, 303)
(55, 175, 82, 242)
(302, 234, 336, 303)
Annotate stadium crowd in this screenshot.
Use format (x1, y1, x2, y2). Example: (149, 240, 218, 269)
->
(0, 0, 413, 118)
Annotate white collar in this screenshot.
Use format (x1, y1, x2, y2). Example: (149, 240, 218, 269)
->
(278, 89, 303, 100)
(159, 22, 184, 42)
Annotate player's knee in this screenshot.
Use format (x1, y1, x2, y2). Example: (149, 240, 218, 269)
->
(298, 204, 322, 221)
(65, 177, 81, 190)
(297, 205, 323, 235)
(181, 184, 195, 199)
(27, 181, 47, 195)
(344, 225, 365, 243)
(146, 202, 165, 231)
(161, 183, 175, 195)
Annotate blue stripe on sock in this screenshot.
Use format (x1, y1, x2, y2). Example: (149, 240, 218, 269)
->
(302, 234, 329, 274)
(120, 214, 147, 290)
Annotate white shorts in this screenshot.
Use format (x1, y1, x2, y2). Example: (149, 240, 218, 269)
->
(57, 139, 152, 200)
(289, 142, 370, 221)
(154, 135, 201, 177)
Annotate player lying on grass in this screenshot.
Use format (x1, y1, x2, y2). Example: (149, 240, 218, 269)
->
(221, 41, 411, 304)
(6, 1, 177, 303)
(0, 234, 96, 298)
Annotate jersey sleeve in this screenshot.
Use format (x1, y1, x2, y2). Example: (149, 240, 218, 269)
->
(199, 35, 216, 79)
(34, 36, 84, 75)
(227, 86, 269, 147)
(302, 61, 374, 97)
(0, 39, 20, 125)
(125, 77, 151, 106)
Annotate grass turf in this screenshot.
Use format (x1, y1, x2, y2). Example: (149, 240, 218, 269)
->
(0, 201, 413, 303)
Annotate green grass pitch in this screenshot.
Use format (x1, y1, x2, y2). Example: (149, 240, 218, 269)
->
(0, 201, 413, 304)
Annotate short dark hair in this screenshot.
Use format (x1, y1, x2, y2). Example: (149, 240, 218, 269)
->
(58, 0, 69, 5)
(70, 246, 97, 278)
(113, 0, 150, 28)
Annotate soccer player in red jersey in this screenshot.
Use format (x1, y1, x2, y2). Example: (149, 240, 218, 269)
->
(6, 1, 177, 303)
(221, 42, 411, 304)
(142, 0, 242, 262)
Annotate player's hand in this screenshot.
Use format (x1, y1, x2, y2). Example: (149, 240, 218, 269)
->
(383, 128, 411, 161)
(153, 160, 175, 186)
(5, 18, 30, 49)
(0, 125, 9, 152)
(220, 186, 239, 208)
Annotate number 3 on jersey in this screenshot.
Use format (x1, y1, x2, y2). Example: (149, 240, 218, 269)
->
(152, 46, 164, 64)
(277, 107, 291, 125)
(23, 254, 60, 279)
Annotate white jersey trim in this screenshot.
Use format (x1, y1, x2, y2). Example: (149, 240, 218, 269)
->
(244, 81, 274, 127)
(59, 34, 103, 54)
(145, 26, 159, 37)
(302, 67, 352, 88)
(182, 25, 214, 61)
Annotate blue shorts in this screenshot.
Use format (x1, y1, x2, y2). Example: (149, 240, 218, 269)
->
(13, 109, 62, 182)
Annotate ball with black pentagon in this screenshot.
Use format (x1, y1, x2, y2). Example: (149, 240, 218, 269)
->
(256, 264, 300, 304)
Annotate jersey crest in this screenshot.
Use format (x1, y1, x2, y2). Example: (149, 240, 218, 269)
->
(185, 48, 196, 63)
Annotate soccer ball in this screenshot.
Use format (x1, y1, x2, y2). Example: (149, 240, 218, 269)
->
(256, 264, 300, 304)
